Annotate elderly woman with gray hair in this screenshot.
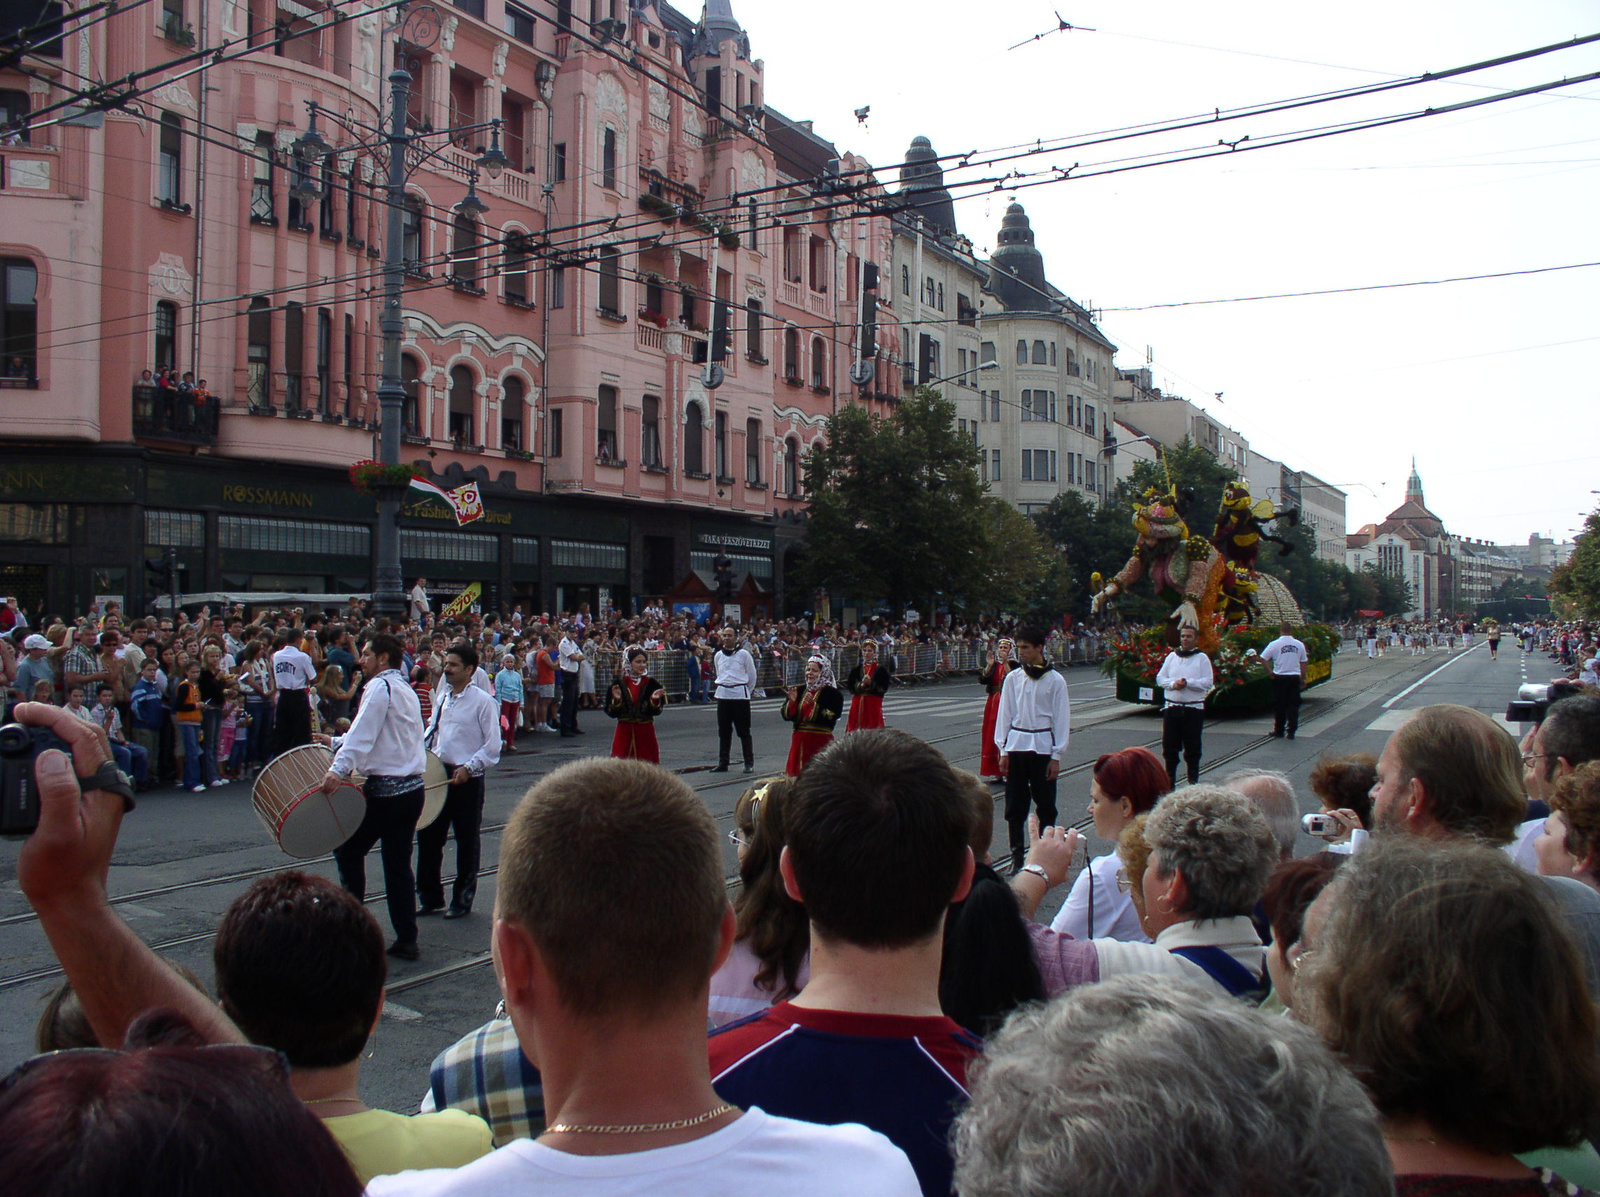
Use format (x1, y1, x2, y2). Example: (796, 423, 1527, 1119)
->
(1092, 784, 1279, 1001)
(952, 974, 1394, 1197)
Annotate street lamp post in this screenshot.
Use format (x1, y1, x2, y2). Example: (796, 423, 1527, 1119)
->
(290, 37, 510, 619)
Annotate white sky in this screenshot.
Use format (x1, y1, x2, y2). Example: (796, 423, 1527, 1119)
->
(734, 0, 1600, 546)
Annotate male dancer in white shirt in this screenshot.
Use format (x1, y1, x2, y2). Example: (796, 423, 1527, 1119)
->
(1155, 625, 1214, 787)
(417, 642, 500, 920)
(711, 625, 758, 774)
(995, 626, 1071, 875)
(318, 632, 427, 960)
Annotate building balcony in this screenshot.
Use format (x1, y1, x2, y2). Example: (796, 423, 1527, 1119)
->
(132, 385, 218, 445)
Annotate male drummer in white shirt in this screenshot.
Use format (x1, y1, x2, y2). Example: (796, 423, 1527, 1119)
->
(417, 641, 500, 921)
(995, 625, 1072, 875)
(317, 632, 428, 960)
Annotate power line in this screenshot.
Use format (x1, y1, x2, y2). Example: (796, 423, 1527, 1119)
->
(1101, 261, 1600, 312)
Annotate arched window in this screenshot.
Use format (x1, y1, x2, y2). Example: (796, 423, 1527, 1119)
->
(597, 384, 618, 461)
(745, 418, 762, 484)
(642, 394, 663, 468)
(684, 400, 705, 474)
(1032, 339, 1047, 364)
(783, 327, 799, 381)
(503, 235, 529, 304)
(451, 212, 480, 286)
(783, 437, 799, 496)
(1015, 339, 1028, 365)
(449, 364, 476, 444)
(501, 375, 525, 451)
(153, 300, 178, 371)
(597, 244, 621, 315)
(401, 354, 423, 435)
(745, 298, 763, 360)
(601, 126, 617, 189)
(810, 337, 825, 389)
(401, 195, 424, 268)
(245, 296, 270, 410)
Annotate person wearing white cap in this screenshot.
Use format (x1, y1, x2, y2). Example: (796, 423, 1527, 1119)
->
(12, 634, 55, 705)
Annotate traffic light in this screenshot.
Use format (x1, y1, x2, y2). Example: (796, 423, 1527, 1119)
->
(713, 554, 735, 602)
(145, 547, 177, 608)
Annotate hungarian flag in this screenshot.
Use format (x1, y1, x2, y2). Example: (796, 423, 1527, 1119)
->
(409, 476, 484, 526)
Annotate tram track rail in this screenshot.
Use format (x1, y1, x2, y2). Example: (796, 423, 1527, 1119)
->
(1, 674, 1390, 995)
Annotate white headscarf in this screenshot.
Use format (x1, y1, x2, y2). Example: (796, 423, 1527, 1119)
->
(805, 653, 836, 692)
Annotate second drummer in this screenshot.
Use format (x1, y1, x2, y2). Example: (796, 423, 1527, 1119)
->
(417, 641, 500, 921)
(843, 637, 893, 731)
(605, 646, 665, 763)
(319, 632, 427, 960)
(781, 653, 843, 777)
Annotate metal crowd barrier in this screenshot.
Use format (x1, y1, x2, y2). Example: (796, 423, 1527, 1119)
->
(580, 633, 1111, 702)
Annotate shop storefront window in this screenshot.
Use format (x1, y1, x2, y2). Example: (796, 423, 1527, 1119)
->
(550, 540, 626, 570)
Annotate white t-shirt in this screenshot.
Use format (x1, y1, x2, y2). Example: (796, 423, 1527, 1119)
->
(1260, 636, 1308, 677)
(273, 645, 316, 691)
(365, 1106, 919, 1197)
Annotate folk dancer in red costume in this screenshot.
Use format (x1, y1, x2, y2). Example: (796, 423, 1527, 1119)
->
(980, 637, 1019, 783)
(843, 638, 893, 731)
(605, 646, 665, 763)
(782, 654, 843, 776)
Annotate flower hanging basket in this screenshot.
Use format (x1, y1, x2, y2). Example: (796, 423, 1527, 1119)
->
(349, 460, 420, 498)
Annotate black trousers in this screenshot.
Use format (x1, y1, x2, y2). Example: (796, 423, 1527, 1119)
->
(1004, 751, 1057, 871)
(272, 688, 312, 754)
(1271, 675, 1302, 737)
(1163, 705, 1205, 787)
(334, 782, 425, 947)
(558, 670, 580, 733)
(717, 697, 754, 766)
(415, 772, 485, 912)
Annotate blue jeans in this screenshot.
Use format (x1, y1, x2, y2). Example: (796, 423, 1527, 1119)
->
(111, 741, 149, 785)
(180, 723, 217, 787)
(245, 699, 273, 763)
(180, 723, 203, 788)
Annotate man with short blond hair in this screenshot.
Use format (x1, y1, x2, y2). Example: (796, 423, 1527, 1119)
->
(372, 757, 917, 1196)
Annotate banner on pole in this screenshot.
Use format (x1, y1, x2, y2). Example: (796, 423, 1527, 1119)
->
(441, 581, 482, 621)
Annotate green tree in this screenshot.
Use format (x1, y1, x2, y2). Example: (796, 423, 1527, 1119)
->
(1551, 509, 1600, 618)
(1032, 488, 1158, 620)
(972, 499, 1067, 617)
(1123, 437, 1237, 535)
(798, 388, 989, 616)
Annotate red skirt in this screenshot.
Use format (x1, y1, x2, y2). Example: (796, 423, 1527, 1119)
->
(610, 721, 660, 764)
(846, 693, 884, 732)
(980, 692, 1003, 778)
(786, 730, 833, 777)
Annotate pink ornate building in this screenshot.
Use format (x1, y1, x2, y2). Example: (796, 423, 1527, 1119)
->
(0, 0, 892, 616)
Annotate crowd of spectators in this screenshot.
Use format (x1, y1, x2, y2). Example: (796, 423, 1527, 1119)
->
(5, 595, 1600, 1195)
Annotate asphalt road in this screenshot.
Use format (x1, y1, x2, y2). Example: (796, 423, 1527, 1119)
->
(0, 637, 1550, 1112)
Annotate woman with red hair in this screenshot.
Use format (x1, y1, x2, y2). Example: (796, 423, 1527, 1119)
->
(1049, 746, 1170, 942)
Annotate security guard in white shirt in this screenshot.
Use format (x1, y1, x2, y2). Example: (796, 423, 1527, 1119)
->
(417, 642, 500, 920)
(318, 632, 427, 960)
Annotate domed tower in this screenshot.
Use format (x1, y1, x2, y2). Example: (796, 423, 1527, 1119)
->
(987, 202, 1051, 311)
(896, 136, 957, 236)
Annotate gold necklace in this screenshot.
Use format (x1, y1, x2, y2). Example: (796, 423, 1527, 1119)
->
(544, 1103, 737, 1136)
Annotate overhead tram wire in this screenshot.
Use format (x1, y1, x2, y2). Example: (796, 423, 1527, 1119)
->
(13, 19, 1596, 275)
(27, 27, 1600, 360)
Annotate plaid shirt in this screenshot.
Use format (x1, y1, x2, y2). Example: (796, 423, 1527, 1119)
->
(61, 645, 100, 683)
(422, 1013, 544, 1147)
